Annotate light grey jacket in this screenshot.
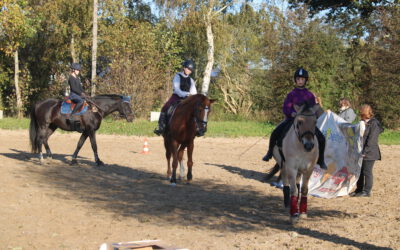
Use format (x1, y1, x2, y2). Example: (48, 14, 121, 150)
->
(338, 108, 356, 123)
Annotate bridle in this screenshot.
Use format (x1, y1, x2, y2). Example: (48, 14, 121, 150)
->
(194, 102, 210, 131)
(293, 112, 316, 143)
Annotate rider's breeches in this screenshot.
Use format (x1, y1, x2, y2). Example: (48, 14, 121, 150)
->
(161, 94, 181, 113)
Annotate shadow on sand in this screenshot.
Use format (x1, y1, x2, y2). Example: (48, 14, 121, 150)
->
(0, 149, 391, 250)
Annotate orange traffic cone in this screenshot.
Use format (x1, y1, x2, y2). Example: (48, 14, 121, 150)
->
(141, 138, 150, 154)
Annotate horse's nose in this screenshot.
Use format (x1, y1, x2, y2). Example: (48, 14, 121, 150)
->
(304, 142, 314, 152)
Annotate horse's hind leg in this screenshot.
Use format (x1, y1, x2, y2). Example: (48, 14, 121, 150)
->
(71, 132, 89, 165)
(43, 125, 57, 159)
(36, 126, 49, 164)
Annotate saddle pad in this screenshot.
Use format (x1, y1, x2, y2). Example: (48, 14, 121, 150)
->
(61, 101, 88, 115)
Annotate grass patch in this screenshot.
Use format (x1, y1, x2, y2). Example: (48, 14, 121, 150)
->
(1, 117, 399, 144)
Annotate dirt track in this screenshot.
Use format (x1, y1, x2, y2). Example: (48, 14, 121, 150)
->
(0, 129, 399, 249)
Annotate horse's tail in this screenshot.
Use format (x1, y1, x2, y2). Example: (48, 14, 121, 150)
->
(29, 104, 39, 153)
(264, 163, 281, 181)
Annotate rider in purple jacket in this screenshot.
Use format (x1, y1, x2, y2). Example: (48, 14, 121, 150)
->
(262, 68, 327, 170)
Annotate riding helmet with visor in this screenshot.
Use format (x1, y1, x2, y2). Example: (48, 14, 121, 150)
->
(294, 67, 308, 82)
(182, 60, 195, 71)
(70, 63, 82, 71)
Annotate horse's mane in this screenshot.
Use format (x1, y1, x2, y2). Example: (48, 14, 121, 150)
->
(297, 101, 316, 116)
(94, 94, 122, 99)
(180, 94, 206, 107)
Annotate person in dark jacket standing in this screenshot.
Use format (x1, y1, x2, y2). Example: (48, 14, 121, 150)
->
(350, 104, 384, 197)
(154, 59, 197, 136)
(68, 63, 87, 130)
(338, 98, 356, 123)
(262, 68, 327, 170)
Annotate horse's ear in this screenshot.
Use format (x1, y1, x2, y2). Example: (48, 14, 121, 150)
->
(209, 99, 216, 104)
(294, 104, 301, 112)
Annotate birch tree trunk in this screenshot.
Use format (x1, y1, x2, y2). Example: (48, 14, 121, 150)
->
(91, 0, 98, 96)
(202, 9, 214, 96)
(70, 35, 78, 63)
(14, 49, 23, 118)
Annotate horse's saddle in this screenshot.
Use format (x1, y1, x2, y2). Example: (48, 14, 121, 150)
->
(60, 97, 89, 115)
(166, 100, 181, 125)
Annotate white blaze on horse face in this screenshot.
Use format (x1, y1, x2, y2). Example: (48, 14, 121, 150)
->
(203, 106, 209, 123)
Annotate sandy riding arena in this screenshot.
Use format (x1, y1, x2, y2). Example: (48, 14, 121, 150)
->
(0, 129, 399, 249)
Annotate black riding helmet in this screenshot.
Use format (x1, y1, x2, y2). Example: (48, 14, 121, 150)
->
(70, 63, 82, 71)
(182, 59, 195, 71)
(294, 67, 308, 82)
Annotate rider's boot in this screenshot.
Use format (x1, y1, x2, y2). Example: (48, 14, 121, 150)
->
(69, 103, 83, 133)
(262, 129, 278, 161)
(154, 112, 166, 136)
(262, 121, 288, 161)
(316, 128, 327, 170)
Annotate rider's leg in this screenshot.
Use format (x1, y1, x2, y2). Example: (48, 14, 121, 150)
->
(262, 119, 291, 161)
(315, 128, 327, 170)
(154, 94, 180, 136)
(154, 112, 167, 136)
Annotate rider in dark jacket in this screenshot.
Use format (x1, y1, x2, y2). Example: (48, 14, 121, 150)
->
(67, 63, 87, 130)
(154, 59, 197, 135)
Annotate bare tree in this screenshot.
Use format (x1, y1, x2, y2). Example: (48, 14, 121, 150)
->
(91, 0, 98, 96)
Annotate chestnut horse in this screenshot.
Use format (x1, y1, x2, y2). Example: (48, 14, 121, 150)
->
(29, 95, 134, 166)
(163, 94, 215, 185)
(272, 104, 320, 223)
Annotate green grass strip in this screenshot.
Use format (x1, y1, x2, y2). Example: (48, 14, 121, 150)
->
(0, 117, 399, 145)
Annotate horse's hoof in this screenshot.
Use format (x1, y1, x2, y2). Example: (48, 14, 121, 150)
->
(170, 182, 177, 187)
(290, 215, 300, 224)
(299, 213, 307, 219)
(70, 159, 78, 165)
(96, 161, 104, 167)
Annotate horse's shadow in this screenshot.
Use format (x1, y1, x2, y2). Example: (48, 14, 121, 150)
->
(205, 162, 274, 183)
(4, 148, 92, 165)
(0, 149, 390, 250)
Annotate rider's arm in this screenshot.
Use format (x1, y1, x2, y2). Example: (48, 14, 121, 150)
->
(282, 93, 294, 119)
(173, 73, 190, 98)
(69, 76, 84, 95)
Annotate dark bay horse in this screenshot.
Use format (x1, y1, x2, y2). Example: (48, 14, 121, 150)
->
(163, 94, 215, 185)
(272, 104, 320, 224)
(29, 95, 134, 166)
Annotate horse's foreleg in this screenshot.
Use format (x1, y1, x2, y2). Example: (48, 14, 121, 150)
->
(71, 132, 88, 165)
(170, 141, 179, 185)
(88, 131, 103, 166)
(186, 142, 194, 183)
(286, 166, 299, 219)
(177, 144, 186, 181)
(164, 137, 172, 179)
(299, 170, 313, 218)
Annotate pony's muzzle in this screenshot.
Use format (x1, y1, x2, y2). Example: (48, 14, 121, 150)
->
(303, 141, 314, 152)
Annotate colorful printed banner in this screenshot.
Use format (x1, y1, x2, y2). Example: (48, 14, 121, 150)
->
(308, 111, 365, 198)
